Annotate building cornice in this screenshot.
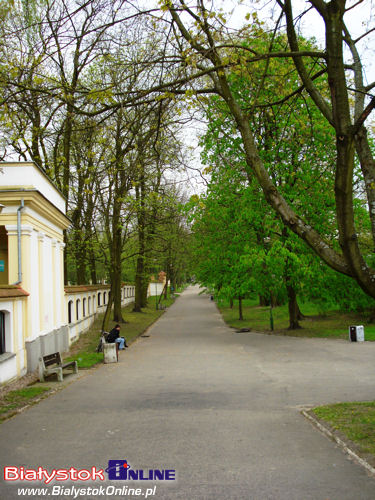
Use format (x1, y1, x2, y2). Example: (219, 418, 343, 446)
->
(0, 190, 70, 230)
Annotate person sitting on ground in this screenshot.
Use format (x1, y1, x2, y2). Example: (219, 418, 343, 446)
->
(106, 324, 128, 350)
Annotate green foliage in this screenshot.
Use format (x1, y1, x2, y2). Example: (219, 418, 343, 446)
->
(189, 25, 374, 318)
(303, 261, 375, 313)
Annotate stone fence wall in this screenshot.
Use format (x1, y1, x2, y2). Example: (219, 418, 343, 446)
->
(65, 282, 165, 343)
(65, 284, 136, 343)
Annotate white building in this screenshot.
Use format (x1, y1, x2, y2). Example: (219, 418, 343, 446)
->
(0, 162, 70, 383)
(0, 161, 165, 384)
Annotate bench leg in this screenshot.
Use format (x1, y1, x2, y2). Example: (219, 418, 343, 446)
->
(57, 368, 63, 382)
(73, 361, 78, 374)
(38, 363, 45, 382)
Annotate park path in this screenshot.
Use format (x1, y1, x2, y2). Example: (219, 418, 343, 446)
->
(1, 285, 375, 499)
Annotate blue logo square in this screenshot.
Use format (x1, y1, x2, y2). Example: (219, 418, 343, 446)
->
(106, 460, 128, 480)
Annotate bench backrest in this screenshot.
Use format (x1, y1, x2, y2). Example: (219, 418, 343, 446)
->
(43, 352, 62, 367)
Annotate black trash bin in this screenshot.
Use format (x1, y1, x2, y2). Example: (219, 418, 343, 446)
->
(349, 326, 357, 342)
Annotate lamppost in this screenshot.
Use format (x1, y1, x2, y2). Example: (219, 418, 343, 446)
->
(170, 265, 174, 297)
(263, 237, 274, 332)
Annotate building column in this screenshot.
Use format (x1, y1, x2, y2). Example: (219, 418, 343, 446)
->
(59, 242, 65, 327)
(37, 233, 45, 333)
(51, 239, 57, 327)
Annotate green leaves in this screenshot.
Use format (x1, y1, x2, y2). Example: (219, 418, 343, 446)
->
(189, 22, 374, 313)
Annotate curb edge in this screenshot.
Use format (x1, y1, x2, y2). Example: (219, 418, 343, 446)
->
(301, 409, 375, 477)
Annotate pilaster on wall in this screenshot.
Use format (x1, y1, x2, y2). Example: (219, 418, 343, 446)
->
(21, 226, 33, 343)
(29, 230, 39, 338)
(38, 232, 44, 333)
(51, 239, 57, 327)
(42, 235, 53, 333)
(21, 226, 32, 290)
(59, 242, 65, 326)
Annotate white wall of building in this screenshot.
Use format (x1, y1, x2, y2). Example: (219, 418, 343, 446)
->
(1, 162, 66, 213)
(30, 230, 40, 339)
(66, 285, 136, 342)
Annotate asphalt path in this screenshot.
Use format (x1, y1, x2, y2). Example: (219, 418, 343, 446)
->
(1, 285, 375, 499)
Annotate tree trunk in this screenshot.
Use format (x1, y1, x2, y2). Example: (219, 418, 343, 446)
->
(133, 160, 146, 312)
(158, 282, 167, 309)
(71, 160, 85, 284)
(238, 295, 243, 321)
(164, 243, 172, 299)
(286, 284, 301, 330)
(230, 297, 234, 309)
(259, 295, 268, 306)
(172, 274, 177, 294)
(112, 271, 124, 323)
(101, 292, 113, 333)
(133, 255, 144, 312)
(111, 203, 124, 322)
(75, 240, 86, 285)
(89, 246, 97, 284)
(111, 228, 124, 322)
(31, 91, 42, 167)
(141, 277, 148, 308)
(85, 186, 97, 284)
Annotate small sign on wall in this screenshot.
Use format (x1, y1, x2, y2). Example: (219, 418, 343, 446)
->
(0, 260, 4, 272)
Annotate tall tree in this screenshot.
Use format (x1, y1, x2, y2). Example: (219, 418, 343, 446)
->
(153, 0, 375, 300)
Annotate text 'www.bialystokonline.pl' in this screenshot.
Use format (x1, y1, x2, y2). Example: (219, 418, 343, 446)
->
(4, 461, 175, 497)
(17, 485, 157, 497)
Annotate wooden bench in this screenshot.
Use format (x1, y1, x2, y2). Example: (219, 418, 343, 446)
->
(38, 352, 78, 382)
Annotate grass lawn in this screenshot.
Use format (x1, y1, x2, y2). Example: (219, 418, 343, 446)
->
(66, 294, 178, 368)
(312, 402, 375, 462)
(218, 297, 375, 340)
(0, 386, 51, 421)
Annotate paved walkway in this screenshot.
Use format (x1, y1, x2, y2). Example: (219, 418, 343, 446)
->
(1, 286, 375, 499)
